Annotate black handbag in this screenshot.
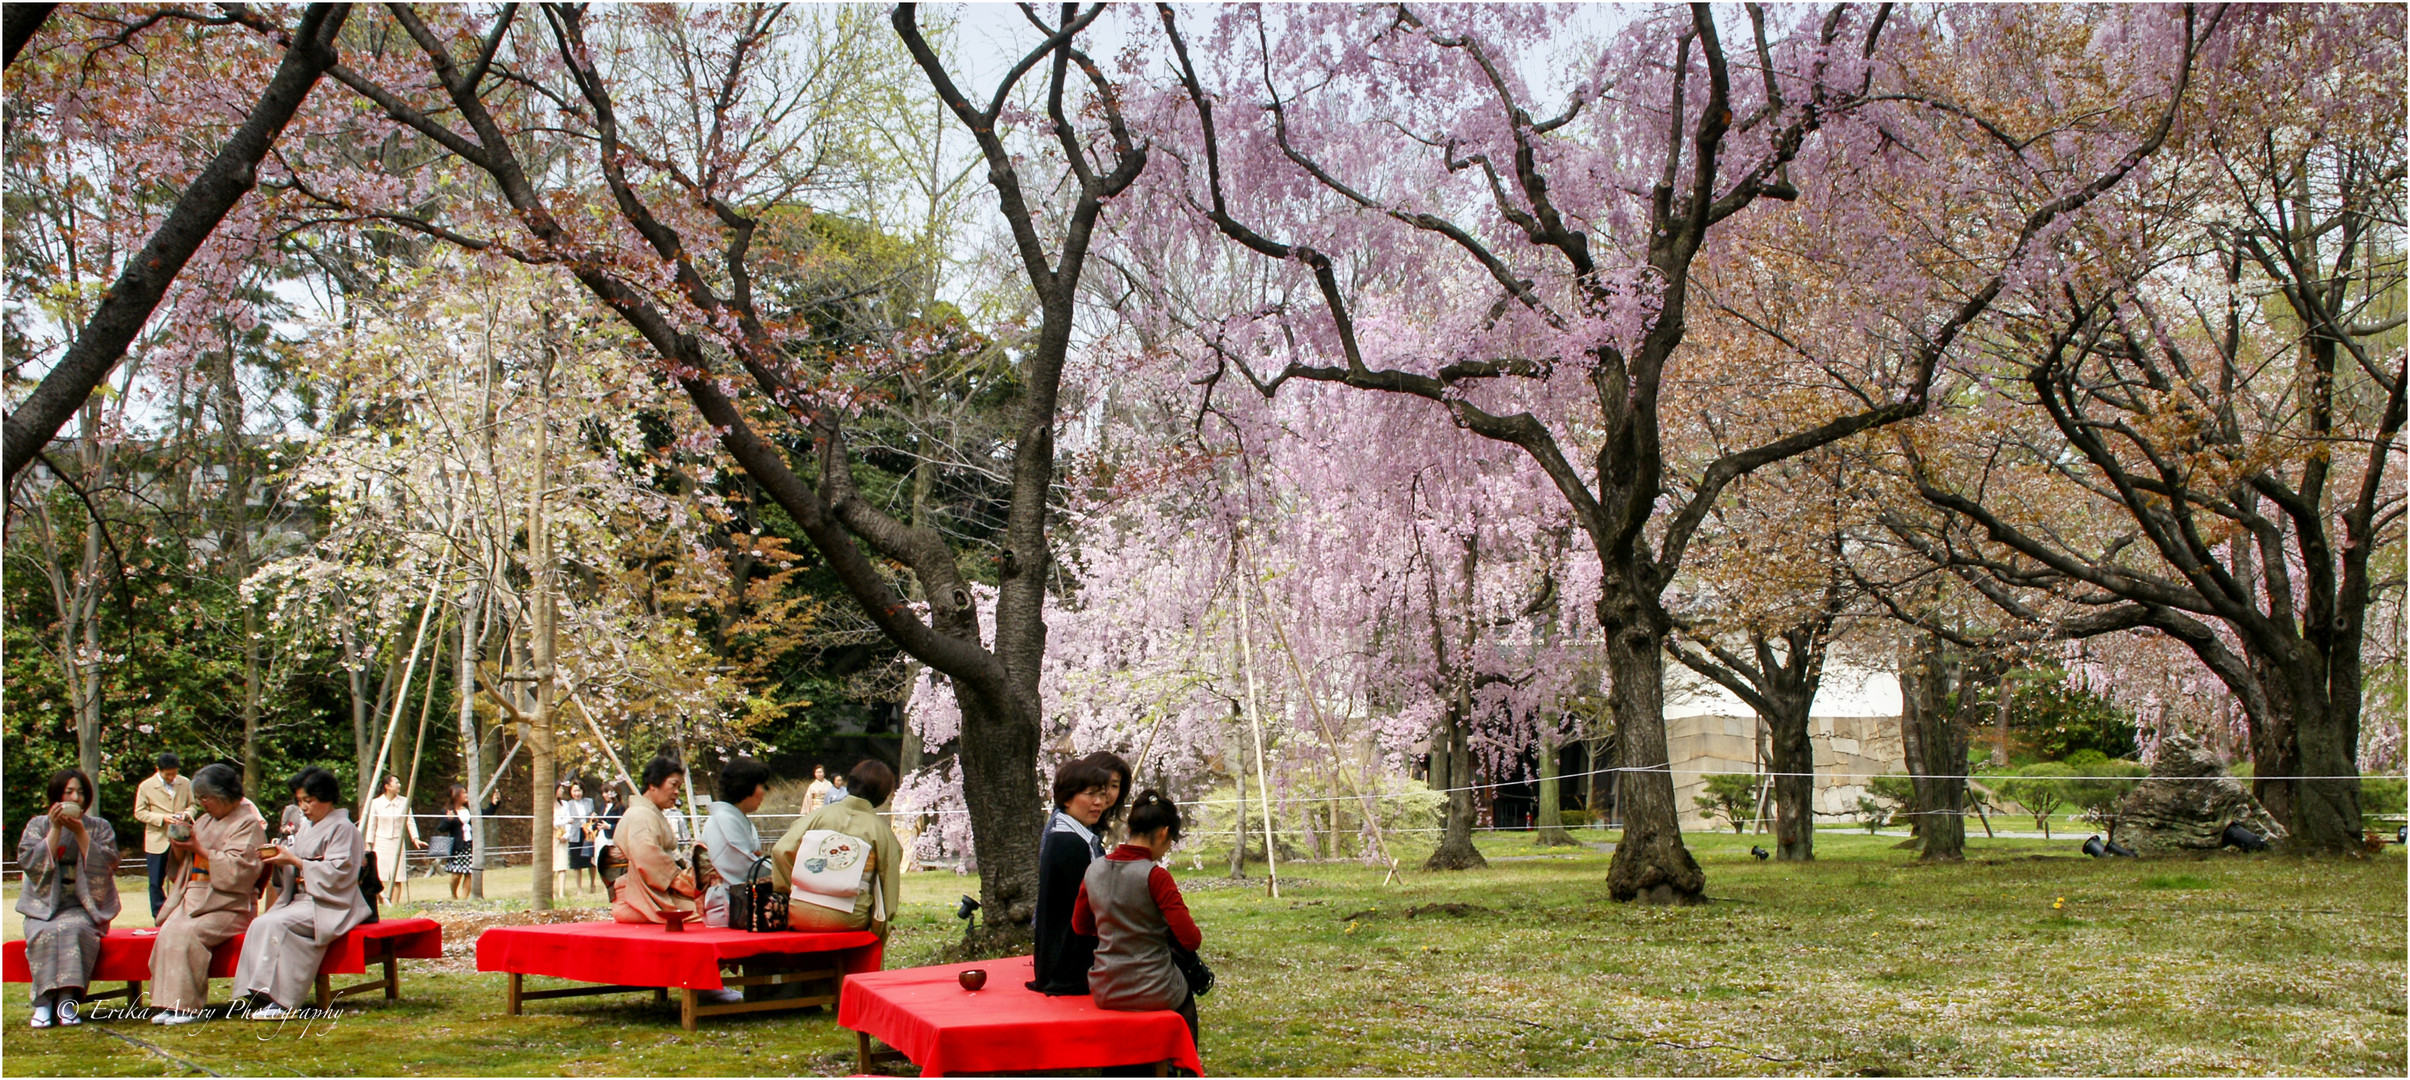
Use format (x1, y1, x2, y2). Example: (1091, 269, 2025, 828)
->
(727, 854, 789, 933)
(359, 850, 384, 925)
(1171, 943, 1213, 998)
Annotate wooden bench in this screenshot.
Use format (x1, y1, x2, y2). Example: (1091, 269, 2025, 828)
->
(3, 917, 443, 1013)
(475, 921, 883, 1032)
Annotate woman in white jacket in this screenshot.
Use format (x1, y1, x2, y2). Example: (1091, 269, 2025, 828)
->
(362, 775, 423, 902)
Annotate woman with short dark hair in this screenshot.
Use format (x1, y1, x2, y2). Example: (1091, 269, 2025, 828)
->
(16, 769, 119, 1028)
(700, 757, 773, 926)
(231, 768, 370, 1020)
(769, 759, 903, 936)
(1027, 757, 1117, 994)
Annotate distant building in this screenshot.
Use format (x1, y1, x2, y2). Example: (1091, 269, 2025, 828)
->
(1663, 660, 1906, 829)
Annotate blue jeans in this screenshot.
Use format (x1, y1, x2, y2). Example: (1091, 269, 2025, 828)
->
(147, 851, 170, 918)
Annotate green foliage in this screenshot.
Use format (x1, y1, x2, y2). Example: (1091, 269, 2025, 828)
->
(1692, 773, 1758, 834)
(2361, 777, 2408, 820)
(1990, 669, 2139, 762)
(1994, 762, 2076, 838)
(1855, 796, 1893, 833)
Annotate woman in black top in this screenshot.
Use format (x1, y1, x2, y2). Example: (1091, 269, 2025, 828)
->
(1028, 758, 1117, 995)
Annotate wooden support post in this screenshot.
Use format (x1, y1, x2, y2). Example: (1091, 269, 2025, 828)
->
(507, 973, 523, 1015)
(315, 973, 333, 1011)
(680, 987, 698, 1032)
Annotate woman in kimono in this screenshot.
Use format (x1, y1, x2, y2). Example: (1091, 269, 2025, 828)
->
(610, 756, 711, 925)
(232, 768, 370, 1020)
(363, 775, 423, 903)
(15, 769, 120, 1028)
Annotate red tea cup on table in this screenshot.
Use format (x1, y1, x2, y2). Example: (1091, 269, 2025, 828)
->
(958, 968, 987, 991)
(664, 910, 689, 933)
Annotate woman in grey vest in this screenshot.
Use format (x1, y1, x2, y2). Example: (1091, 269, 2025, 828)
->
(1070, 789, 1202, 1056)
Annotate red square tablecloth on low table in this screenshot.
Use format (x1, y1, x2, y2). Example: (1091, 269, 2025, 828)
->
(4, 917, 443, 983)
(474, 921, 883, 989)
(838, 955, 1202, 1077)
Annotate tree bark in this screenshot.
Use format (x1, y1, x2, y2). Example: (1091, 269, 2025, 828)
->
(1603, 597, 1705, 903)
(1425, 698, 1486, 870)
(1899, 634, 1967, 862)
(1765, 689, 1817, 862)
(1, 4, 351, 485)
(1533, 729, 1577, 846)
(3, 3, 54, 68)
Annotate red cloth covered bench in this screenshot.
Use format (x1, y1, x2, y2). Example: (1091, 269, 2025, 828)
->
(3, 917, 444, 1011)
(475, 921, 883, 1031)
(840, 955, 1201, 1076)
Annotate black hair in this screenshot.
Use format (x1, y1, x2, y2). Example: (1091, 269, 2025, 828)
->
(641, 754, 686, 792)
(192, 763, 243, 803)
(555, 781, 574, 801)
(46, 768, 93, 807)
(1126, 789, 1182, 843)
(718, 757, 772, 804)
(1050, 758, 1114, 809)
(1081, 751, 1133, 828)
(447, 783, 471, 809)
(846, 759, 897, 808)
(290, 767, 341, 806)
(382, 774, 404, 792)
(156, 752, 181, 771)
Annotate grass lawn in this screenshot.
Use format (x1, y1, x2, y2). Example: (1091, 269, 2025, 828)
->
(2, 830, 2401, 1076)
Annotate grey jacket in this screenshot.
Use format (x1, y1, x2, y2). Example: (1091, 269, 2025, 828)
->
(263, 808, 371, 941)
(15, 814, 122, 926)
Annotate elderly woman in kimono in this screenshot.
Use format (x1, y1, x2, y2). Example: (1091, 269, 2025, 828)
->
(610, 755, 714, 925)
(231, 768, 370, 1021)
(15, 769, 120, 1029)
(151, 763, 267, 1026)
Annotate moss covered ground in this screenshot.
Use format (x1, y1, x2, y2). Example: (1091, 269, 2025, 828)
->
(2, 830, 2401, 1076)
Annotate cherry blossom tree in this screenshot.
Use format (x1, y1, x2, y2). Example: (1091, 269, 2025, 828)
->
(1136, 3, 2212, 901)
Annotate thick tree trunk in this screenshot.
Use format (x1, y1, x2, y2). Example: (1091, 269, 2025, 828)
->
(1899, 635, 1966, 862)
(1425, 701, 1486, 870)
(1764, 689, 1816, 861)
(1533, 729, 1577, 846)
(2262, 644, 2364, 854)
(1601, 603, 1705, 904)
(955, 683, 1043, 942)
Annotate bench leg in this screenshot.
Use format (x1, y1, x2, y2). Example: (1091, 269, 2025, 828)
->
(384, 955, 399, 1001)
(315, 974, 333, 1011)
(1154, 1060, 1171, 1077)
(127, 981, 143, 1008)
(507, 973, 523, 1016)
(680, 988, 698, 1032)
(655, 986, 669, 1004)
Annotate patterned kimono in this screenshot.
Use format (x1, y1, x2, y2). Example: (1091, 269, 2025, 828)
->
(233, 808, 370, 1009)
(608, 797, 696, 924)
(152, 800, 266, 1013)
(14, 814, 121, 1000)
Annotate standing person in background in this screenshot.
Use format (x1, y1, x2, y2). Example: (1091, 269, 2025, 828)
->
(802, 765, 833, 812)
(699, 758, 770, 926)
(1028, 758, 1116, 995)
(17, 769, 120, 1029)
(149, 763, 266, 1026)
(824, 772, 850, 808)
(434, 785, 476, 899)
(232, 768, 370, 1021)
(1072, 790, 1204, 1061)
(564, 781, 596, 896)
(550, 782, 578, 898)
(363, 775, 423, 903)
(770, 760, 902, 938)
(132, 753, 192, 920)
(592, 786, 627, 889)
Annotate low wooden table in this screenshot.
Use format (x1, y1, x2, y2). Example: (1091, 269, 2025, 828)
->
(475, 921, 883, 1032)
(2, 917, 443, 1013)
(840, 955, 1199, 1076)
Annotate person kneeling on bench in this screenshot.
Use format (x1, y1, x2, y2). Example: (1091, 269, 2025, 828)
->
(771, 759, 902, 938)
(232, 768, 371, 1021)
(1071, 790, 1203, 1069)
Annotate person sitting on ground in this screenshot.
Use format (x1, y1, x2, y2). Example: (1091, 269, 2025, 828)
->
(1071, 790, 1204, 1054)
(611, 755, 711, 925)
(1028, 757, 1116, 994)
(17, 769, 121, 1029)
(700, 757, 772, 927)
(150, 763, 267, 1026)
(231, 767, 371, 1021)
(133, 752, 191, 921)
(770, 759, 902, 938)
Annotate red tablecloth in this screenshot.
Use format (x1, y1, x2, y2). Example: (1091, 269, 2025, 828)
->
(4, 917, 442, 983)
(474, 921, 883, 990)
(839, 955, 1201, 1077)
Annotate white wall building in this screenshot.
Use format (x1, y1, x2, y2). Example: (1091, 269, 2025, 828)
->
(1662, 659, 1906, 829)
